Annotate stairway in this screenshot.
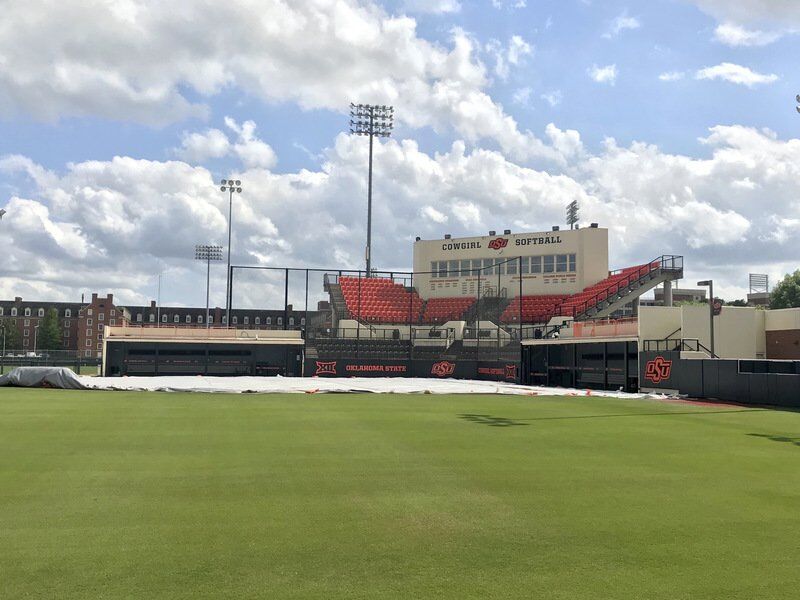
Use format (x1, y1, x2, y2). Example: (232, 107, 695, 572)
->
(559, 255, 683, 321)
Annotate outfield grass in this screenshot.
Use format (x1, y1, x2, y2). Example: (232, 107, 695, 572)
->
(1, 390, 798, 599)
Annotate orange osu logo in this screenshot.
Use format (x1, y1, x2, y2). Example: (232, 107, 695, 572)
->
(644, 357, 672, 384)
(488, 238, 509, 250)
(431, 361, 456, 377)
(315, 361, 338, 376)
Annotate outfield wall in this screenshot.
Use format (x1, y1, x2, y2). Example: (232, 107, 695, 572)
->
(640, 350, 800, 408)
(305, 357, 520, 383)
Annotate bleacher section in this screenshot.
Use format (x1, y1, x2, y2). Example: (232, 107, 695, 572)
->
(339, 276, 423, 323)
(333, 259, 673, 326)
(556, 263, 652, 318)
(422, 297, 475, 323)
(500, 295, 568, 324)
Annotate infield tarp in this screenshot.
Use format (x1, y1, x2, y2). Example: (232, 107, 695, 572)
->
(0, 367, 86, 390)
(0, 366, 664, 398)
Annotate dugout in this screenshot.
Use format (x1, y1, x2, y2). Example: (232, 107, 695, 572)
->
(521, 336, 639, 392)
(102, 326, 304, 377)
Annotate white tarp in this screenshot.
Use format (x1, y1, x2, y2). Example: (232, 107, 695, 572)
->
(0, 367, 661, 398)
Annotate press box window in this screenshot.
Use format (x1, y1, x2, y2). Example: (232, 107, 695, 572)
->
(438, 261, 448, 278)
(447, 260, 458, 277)
(495, 259, 505, 275)
(556, 254, 568, 273)
(460, 260, 471, 276)
(506, 259, 517, 275)
(543, 255, 555, 273)
(530, 256, 542, 273)
(569, 254, 577, 272)
(471, 259, 482, 275)
(430, 261, 438, 278)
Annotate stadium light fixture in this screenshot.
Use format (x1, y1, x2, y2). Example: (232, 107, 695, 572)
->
(0, 208, 6, 220)
(195, 244, 224, 329)
(796, 94, 800, 114)
(349, 103, 394, 276)
(696, 280, 715, 357)
(220, 179, 243, 328)
(566, 200, 579, 230)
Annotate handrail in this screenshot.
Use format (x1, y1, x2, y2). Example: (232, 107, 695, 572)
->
(555, 254, 683, 320)
(642, 337, 716, 358)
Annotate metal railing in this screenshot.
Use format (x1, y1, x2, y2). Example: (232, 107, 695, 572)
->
(557, 255, 684, 319)
(642, 337, 715, 357)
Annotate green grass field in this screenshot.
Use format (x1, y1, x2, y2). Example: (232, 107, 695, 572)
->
(1, 390, 798, 599)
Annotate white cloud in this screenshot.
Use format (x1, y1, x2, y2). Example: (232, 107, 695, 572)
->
(687, 1, 800, 28)
(695, 63, 778, 87)
(486, 35, 533, 81)
(176, 129, 231, 163)
(420, 205, 448, 223)
(541, 90, 563, 107)
(175, 117, 277, 169)
(588, 64, 617, 85)
(224, 118, 278, 170)
(512, 87, 533, 107)
(659, 71, 685, 82)
(0, 0, 562, 164)
(403, 0, 461, 14)
(713, 23, 782, 46)
(491, 0, 527, 9)
(603, 11, 641, 38)
(5, 124, 800, 305)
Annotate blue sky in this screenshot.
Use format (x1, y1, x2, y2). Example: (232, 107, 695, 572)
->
(0, 0, 798, 306)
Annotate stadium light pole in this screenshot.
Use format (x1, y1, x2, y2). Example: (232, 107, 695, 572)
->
(195, 244, 223, 329)
(697, 280, 715, 357)
(349, 103, 394, 276)
(220, 179, 243, 327)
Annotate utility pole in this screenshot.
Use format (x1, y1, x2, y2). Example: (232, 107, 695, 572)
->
(349, 104, 394, 276)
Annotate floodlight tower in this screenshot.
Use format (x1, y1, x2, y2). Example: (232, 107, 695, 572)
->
(566, 200, 579, 230)
(195, 244, 223, 329)
(220, 179, 242, 327)
(349, 103, 394, 276)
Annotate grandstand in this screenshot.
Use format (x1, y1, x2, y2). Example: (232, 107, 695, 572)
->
(302, 227, 683, 382)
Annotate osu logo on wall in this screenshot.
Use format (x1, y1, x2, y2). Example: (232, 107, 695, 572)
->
(488, 238, 509, 250)
(314, 361, 338, 376)
(431, 361, 456, 377)
(644, 356, 672, 384)
(504, 364, 517, 380)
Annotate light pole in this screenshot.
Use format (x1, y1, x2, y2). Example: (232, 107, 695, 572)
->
(33, 325, 39, 357)
(220, 179, 242, 327)
(697, 280, 715, 357)
(349, 103, 394, 276)
(195, 244, 223, 329)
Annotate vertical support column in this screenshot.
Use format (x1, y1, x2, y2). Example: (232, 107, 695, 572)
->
(663, 280, 673, 307)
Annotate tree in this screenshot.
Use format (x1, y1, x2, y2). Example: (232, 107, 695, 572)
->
(727, 299, 748, 307)
(770, 271, 800, 309)
(37, 308, 62, 351)
(0, 320, 21, 352)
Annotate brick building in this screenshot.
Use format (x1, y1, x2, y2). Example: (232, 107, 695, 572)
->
(0, 297, 82, 354)
(1, 293, 330, 357)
